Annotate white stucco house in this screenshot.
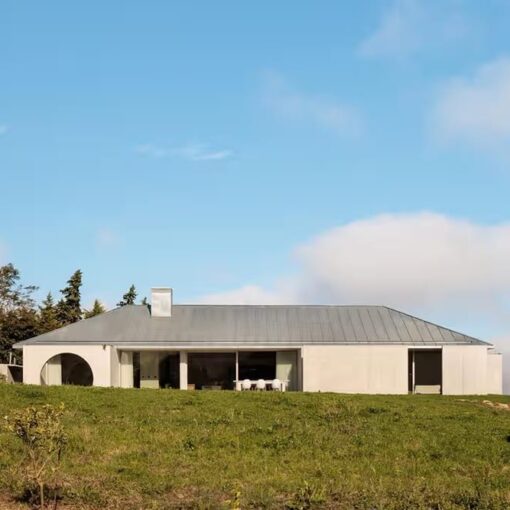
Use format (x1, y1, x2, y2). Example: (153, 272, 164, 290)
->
(14, 288, 503, 394)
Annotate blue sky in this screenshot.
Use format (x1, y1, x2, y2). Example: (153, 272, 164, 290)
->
(2, 1, 510, 381)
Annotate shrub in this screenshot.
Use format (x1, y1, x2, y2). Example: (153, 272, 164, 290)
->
(3, 403, 67, 509)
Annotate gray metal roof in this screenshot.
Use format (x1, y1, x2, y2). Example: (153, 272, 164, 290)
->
(14, 304, 489, 348)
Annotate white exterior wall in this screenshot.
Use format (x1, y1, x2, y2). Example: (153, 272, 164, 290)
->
(301, 345, 408, 394)
(442, 345, 488, 395)
(486, 351, 503, 395)
(21, 343, 501, 394)
(22, 344, 114, 387)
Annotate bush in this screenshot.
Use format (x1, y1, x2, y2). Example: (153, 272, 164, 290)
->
(3, 403, 67, 509)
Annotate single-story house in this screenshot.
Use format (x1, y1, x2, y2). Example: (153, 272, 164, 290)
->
(14, 288, 503, 394)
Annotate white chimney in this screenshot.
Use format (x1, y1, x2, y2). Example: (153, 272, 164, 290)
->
(151, 287, 172, 317)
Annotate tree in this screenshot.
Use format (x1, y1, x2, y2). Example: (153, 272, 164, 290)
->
(56, 270, 83, 325)
(1, 308, 39, 362)
(0, 264, 38, 362)
(83, 299, 106, 319)
(0, 263, 37, 312)
(38, 293, 60, 334)
(117, 284, 137, 307)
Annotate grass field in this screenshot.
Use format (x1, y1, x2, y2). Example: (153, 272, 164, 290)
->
(0, 385, 509, 509)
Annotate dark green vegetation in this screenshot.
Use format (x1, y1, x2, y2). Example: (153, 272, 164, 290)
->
(1, 385, 509, 509)
(0, 263, 144, 362)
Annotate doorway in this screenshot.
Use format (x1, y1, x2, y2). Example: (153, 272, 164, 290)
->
(408, 349, 442, 394)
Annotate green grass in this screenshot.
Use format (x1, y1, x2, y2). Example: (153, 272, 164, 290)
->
(0, 385, 509, 509)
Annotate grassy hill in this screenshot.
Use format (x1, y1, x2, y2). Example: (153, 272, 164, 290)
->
(0, 385, 509, 509)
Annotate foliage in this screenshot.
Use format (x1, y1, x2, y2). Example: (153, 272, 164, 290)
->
(83, 300, 106, 319)
(56, 270, 82, 325)
(38, 293, 60, 334)
(0, 264, 39, 362)
(1, 386, 510, 509)
(0, 263, 37, 313)
(3, 403, 67, 509)
(0, 265, 96, 362)
(117, 285, 137, 307)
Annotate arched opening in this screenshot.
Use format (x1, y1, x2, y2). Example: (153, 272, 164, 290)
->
(40, 353, 94, 386)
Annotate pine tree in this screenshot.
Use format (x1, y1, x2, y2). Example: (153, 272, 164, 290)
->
(117, 284, 137, 307)
(83, 299, 106, 319)
(56, 270, 83, 325)
(38, 292, 61, 333)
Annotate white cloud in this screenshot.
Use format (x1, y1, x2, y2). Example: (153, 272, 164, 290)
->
(262, 72, 362, 137)
(432, 57, 510, 145)
(135, 143, 233, 162)
(0, 124, 9, 135)
(201, 213, 510, 310)
(358, 0, 468, 59)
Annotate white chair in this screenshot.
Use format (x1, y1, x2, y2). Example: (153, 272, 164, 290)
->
(271, 379, 281, 391)
(256, 379, 266, 391)
(241, 379, 252, 391)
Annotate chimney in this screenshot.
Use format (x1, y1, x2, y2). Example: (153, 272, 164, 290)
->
(151, 287, 173, 317)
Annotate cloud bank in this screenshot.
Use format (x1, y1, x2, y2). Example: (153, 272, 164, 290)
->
(201, 212, 510, 320)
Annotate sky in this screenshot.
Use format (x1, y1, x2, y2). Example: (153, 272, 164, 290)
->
(2, 1, 510, 389)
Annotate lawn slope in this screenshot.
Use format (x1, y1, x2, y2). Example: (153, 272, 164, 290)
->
(0, 385, 509, 509)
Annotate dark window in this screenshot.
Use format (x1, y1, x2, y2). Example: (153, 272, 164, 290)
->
(188, 353, 235, 389)
(239, 351, 276, 380)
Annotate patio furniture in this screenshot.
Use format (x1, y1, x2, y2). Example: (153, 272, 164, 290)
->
(256, 379, 266, 391)
(234, 379, 289, 391)
(271, 378, 282, 391)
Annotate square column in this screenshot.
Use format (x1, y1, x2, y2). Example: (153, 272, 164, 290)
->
(120, 351, 134, 388)
(179, 351, 188, 390)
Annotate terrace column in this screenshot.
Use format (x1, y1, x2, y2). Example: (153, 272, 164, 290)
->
(179, 351, 188, 390)
(120, 351, 134, 388)
(235, 351, 240, 390)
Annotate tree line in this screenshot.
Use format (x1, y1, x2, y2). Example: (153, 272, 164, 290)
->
(0, 263, 145, 363)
